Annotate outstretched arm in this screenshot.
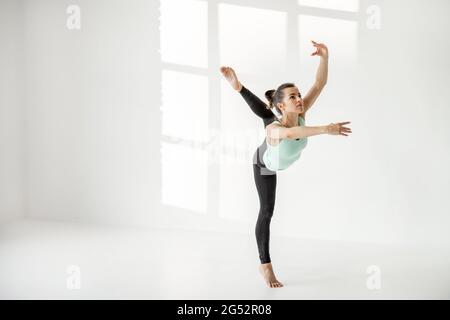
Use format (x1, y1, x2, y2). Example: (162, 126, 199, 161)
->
(267, 121, 351, 140)
(303, 41, 329, 114)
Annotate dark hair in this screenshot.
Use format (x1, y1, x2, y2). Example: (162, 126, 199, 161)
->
(264, 83, 296, 115)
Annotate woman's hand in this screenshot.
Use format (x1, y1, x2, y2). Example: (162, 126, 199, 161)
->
(326, 122, 352, 136)
(311, 40, 329, 59)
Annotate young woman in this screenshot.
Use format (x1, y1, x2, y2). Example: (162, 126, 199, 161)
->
(220, 41, 352, 288)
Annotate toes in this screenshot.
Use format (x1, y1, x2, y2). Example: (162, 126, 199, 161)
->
(220, 66, 228, 74)
(273, 281, 283, 288)
(271, 282, 280, 288)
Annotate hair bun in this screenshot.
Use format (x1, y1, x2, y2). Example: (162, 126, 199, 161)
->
(264, 89, 276, 104)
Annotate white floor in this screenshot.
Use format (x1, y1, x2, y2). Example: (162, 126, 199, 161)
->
(1, 219, 449, 299)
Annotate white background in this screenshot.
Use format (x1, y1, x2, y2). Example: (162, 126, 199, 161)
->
(2, 0, 450, 248)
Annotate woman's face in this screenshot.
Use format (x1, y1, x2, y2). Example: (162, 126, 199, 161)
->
(277, 87, 304, 114)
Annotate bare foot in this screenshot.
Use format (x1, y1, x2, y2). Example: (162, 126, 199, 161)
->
(220, 66, 243, 92)
(259, 263, 284, 288)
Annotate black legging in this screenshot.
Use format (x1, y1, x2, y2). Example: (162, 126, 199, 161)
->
(239, 86, 277, 264)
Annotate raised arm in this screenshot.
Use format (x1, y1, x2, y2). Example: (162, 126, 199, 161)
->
(302, 40, 329, 113)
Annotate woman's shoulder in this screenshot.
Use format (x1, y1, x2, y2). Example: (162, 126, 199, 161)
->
(298, 114, 306, 124)
(263, 115, 280, 128)
(265, 118, 284, 147)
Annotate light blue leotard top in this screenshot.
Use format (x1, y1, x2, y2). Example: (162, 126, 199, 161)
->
(263, 116, 308, 171)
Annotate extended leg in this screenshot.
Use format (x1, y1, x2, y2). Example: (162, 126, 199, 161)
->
(239, 86, 274, 119)
(220, 66, 274, 119)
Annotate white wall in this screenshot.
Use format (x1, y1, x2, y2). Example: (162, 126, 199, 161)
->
(0, 0, 24, 223)
(273, 0, 450, 246)
(23, 0, 162, 226)
(21, 0, 450, 246)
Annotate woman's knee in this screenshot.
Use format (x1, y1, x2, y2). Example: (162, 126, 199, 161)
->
(260, 203, 275, 217)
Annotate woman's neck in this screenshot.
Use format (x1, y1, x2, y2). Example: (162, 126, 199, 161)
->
(280, 112, 298, 127)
